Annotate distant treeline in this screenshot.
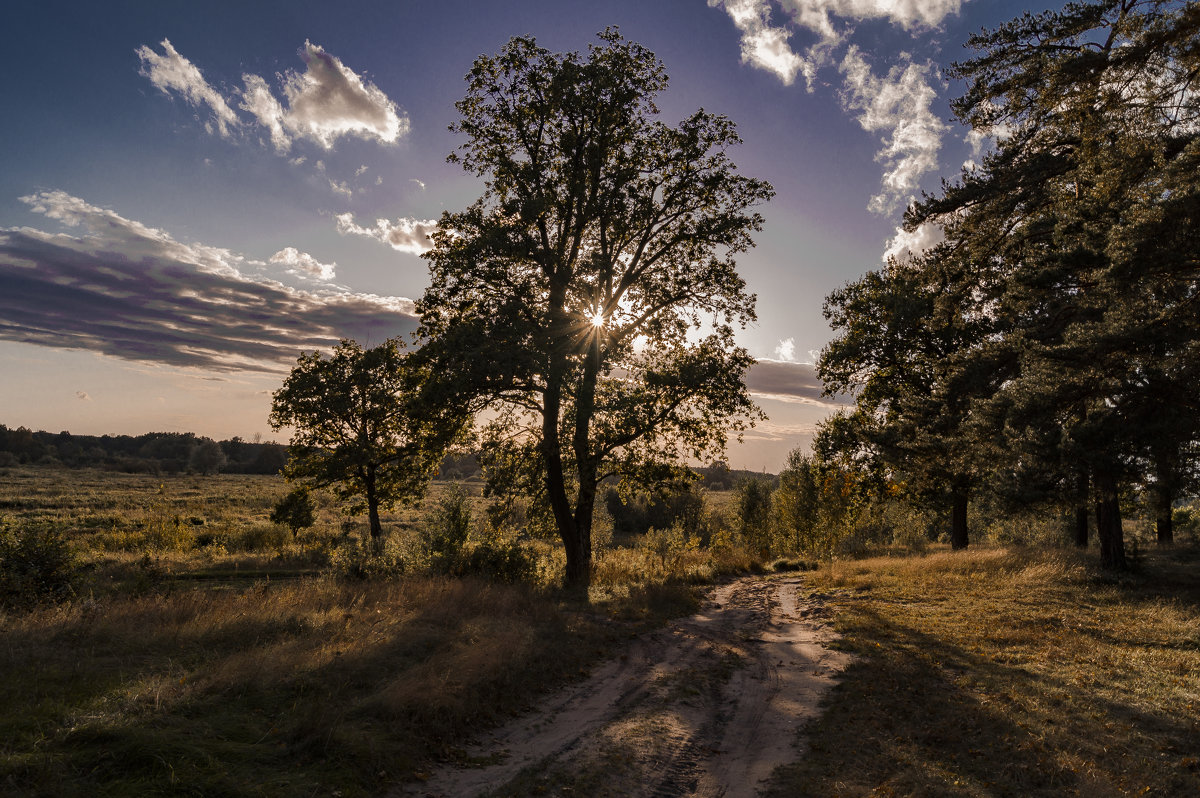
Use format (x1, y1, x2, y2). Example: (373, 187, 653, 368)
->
(0, 424, 287, 475)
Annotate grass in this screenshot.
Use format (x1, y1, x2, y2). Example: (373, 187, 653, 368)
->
(767, 545, 1200, 797)
(0, 466, 738, 796)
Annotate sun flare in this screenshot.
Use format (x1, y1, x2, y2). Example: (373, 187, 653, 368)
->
(589, 312, 605, 328)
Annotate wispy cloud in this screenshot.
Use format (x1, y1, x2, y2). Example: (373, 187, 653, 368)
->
(839, 46, 947, 215)
(335, 212, 437, 256)
(136, 39, 240, 138)
(707, 0, 962, 216)
(76, 391, 91, 401)
(0, 192, 417, 372)
(139, 39, 408, 153)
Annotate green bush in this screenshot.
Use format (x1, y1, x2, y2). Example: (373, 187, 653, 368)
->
(0, 521, 81, 609)
(420, 484, 473, 573)
(461, 541, 537, 583)
(270, 485, 317, 537)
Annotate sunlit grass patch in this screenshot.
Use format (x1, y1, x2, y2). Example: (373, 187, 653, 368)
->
(767, 545, 1200, 797)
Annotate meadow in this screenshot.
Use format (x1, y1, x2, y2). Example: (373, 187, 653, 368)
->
(2, 466, 1197, 796)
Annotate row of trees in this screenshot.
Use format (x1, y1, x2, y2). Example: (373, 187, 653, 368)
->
(0, 425, 287, 475)
(818, 0, 1200, 568)
(271, 31, 773, 587)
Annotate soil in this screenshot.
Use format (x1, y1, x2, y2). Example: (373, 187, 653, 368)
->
(395, 575, 851, 798)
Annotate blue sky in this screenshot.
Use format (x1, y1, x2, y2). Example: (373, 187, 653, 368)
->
(0, 0, 1021, 470)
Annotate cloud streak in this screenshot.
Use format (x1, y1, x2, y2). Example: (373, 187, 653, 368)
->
(140, 39, 408, 153)
(839, 46, 947, 215)
(746, 359, 849, 406)
(707, 0, 810, 87)
(0, 192, 417, 372)
(335, 212, 438, 255)
(137, 39, 240, 138)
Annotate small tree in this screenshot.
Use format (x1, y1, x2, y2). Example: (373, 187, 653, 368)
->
(188, 437, 227, 475)
(269, 338, 458, 548)
(270, 486, 317, 538)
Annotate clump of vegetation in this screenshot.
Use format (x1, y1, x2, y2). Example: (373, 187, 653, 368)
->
(0, 520, 81, 609)
(270, 485, 316, 538)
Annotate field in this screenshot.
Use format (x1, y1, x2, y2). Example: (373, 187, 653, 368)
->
(768, 547, 1200, 797)
(0, 467, 739, 796)
(2, 466, 1198, 796)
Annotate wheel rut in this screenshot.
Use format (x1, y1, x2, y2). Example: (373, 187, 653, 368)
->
(396, 575, 850, 798)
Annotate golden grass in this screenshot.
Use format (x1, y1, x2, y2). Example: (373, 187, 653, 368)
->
(767, 545, 1200, 797)
(0, 574, 680, 796)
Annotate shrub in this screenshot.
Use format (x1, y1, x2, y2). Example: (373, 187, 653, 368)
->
(0, 521, 81, 609)
(270, 486, 317, 538)
(420, 484, 473, 574)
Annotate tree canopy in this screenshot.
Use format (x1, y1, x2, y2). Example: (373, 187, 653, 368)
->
(269, 338, 456, 545)
(820, 0, 1200, 567)
(417, 30, 773, 586)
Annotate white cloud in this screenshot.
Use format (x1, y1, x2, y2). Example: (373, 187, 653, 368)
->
(328, 179, 353, 198)
(746, 359, 849, 406)
(269, 247, 336, 281)
(136, 39, 240, 138)
(76, 391, 91, 401)
(355, 165, 369, 177)
(279, 41, 408, 149)
(707, 0, 811, 87)
(1, 191, 417, 371)
(409, 178, 426, 190)
(335, 212, 437, 255)
(839, 46, 948, 215)
(239, 73, 290, 152)
(775, 337, 796, 361)
(778, 0, 964, 42)
(882, 220, 944, 263)
(140, 39, 408, 153)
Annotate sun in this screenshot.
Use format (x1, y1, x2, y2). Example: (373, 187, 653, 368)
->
(589, 311, 605, 328)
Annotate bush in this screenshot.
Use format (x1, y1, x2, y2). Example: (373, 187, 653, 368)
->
(270, 486, 317, 537)
(0, 521, 81, 609)
(420, 485, 473, 574)
(461, 541, 537, 584)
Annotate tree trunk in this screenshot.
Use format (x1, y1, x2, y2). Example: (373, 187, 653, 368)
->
(1152, 445, 1175, 545)
(950, 489, 969, 550)
(1094, 471, 1127, 570)
(542, 353, 587, 589)
(1074, 469, 1089, 548)
(1155, 490, 1174, 545)
(365, 467, 382, 550)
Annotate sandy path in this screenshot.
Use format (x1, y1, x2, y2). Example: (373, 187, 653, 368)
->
(396, 575, 850, 798)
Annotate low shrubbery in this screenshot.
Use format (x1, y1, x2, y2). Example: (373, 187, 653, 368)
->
(0, 520, 81, 609)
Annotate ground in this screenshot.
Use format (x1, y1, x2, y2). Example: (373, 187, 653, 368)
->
(399, 574, 849, 798)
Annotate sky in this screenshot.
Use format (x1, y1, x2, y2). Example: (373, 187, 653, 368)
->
(0, 0, 1024, 471)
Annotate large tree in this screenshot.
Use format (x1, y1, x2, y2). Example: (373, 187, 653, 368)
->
(903, 0, 1200, 568)
(270, 338, 455, 547)
(417, 31, 772, 587)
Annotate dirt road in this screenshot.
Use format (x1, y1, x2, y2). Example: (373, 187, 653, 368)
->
(397, 575, 850, 798)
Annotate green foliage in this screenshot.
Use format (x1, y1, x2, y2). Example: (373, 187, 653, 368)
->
(420, 484, 473, 573)
(0, 521, 80, 609)
(640, 521, 701, 575)
(603, 481, 707, 536)
(734, 476, 774, 555)
(270, 338, 462, 543)
(270, 486, 316, 537)
(418, 30, 772, 585)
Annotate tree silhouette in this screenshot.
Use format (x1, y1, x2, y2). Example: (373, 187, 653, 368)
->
(417, 31, 772, 587)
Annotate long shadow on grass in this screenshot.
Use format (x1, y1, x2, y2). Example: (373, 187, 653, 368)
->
(766, 601, 1200, 798)
(0, 577, 658, 797)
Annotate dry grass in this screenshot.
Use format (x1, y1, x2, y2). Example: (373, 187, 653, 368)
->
(0, 467, 746, 796)
(0, 573, 697, 796)
(767, 545, 1200, 797)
